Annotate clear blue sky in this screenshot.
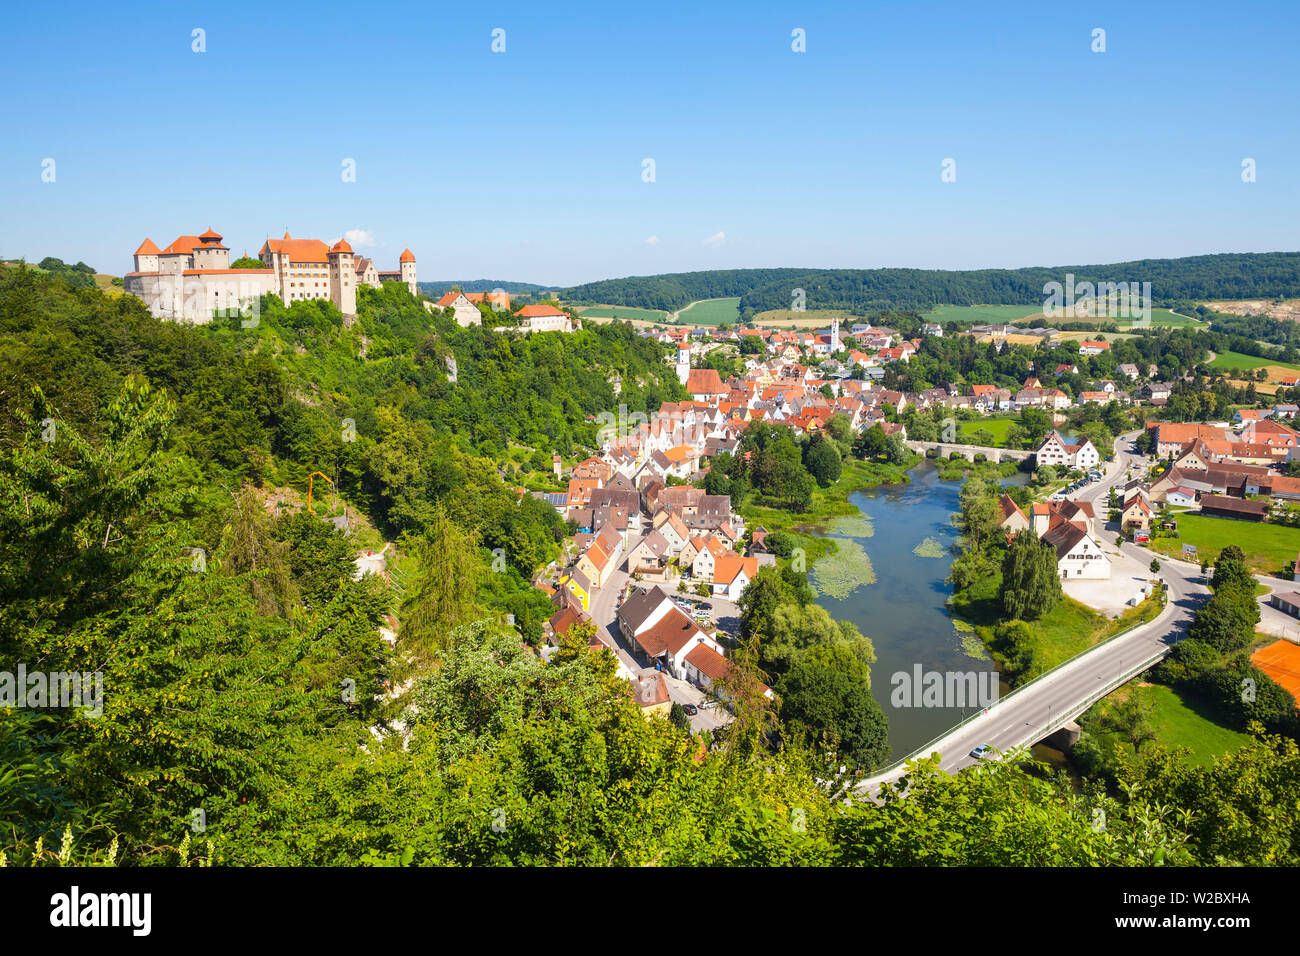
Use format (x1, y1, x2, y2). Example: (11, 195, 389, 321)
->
(2, 0, 1297, 285)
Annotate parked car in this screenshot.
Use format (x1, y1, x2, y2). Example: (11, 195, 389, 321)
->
(682, 704, 698, 716)
(969, 745, 994, 760)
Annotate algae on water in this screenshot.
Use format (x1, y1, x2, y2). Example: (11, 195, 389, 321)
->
(811, 537, 876, 600)
(912, 536, 946, 558)
(953, 618, 990, 660)
(828, 513, 874, 539)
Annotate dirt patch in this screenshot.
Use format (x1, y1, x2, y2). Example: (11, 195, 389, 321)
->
(1206, 299, 1300, 322)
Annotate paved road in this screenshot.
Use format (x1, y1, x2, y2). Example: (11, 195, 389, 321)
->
(859, 430, 1211, 796)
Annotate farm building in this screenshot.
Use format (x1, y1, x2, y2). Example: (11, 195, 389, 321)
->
(1198, 495, 1267, 521)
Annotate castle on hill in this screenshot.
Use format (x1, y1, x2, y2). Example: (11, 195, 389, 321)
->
(124, 227, 417, 322)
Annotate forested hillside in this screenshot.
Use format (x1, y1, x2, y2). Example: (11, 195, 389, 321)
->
(4, 264, 1300, 868)
(557, 253, 1300, 318)
(417, 279, 553, 295)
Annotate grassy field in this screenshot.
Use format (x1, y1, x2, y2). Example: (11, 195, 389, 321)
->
(957, 417, 1019, 447)
(752, 308, 857, 327)
(1146, 513, 1300, 575)
(675, 297, 740, 326)
(1208, 350, 1300, 374)
(1091, 683, 1251, 767)
(574, 304, 670, 322)
(921, 304, 1041, 324)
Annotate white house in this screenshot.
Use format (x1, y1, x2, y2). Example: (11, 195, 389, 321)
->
(711, 555, 759, 600)
(436, 291, 483, 327)
(1035, 430, 1100, 470)
(1042, 522, 1111, 580)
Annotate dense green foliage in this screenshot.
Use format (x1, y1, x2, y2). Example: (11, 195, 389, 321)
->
(6, 264, 1300, 868)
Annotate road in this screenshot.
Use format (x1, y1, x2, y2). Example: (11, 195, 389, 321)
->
(859, 430, 1211, 796)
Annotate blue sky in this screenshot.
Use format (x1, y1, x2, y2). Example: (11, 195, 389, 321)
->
(2, 0, 1297, 285)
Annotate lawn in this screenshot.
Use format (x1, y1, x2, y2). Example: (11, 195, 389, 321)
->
(575, 304, 670, 322)
(1092, 683, 1251, 767)
(675, 297, 741, 326)
(958, 417, 1018, 447)
(1207, 350, 1300, 374)
(1146, 513, 1300, 575)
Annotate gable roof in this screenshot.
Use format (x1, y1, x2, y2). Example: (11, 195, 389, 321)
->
(686, 368, 726, 395)
(517, 303, 566, 318)
(1041, 520, 1089, 559)
(998, 494, 1027, 523)
(633, 606, 703, 658)
(618, 586, 672, 633)
(259, 234, 331, 262)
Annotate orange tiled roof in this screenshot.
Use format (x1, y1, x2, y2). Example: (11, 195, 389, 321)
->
(160, 235, 202, 256)
(518, 303, 566, 318)
(134, 238, 160, 255)
(260, 234, 331, 263)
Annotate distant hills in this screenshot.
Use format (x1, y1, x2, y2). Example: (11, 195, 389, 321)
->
(555, 252, 1300, 320)
(418, 280, 555, 295)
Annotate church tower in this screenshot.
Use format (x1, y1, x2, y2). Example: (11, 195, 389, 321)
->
(831, 316, 840, 353)
(676, 345, 691, 386)
(399, 248, 417, 297)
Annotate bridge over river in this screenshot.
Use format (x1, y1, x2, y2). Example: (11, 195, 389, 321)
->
(904, 440, 1034, 464)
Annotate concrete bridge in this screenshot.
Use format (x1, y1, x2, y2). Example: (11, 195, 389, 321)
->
(904, 440, 1034, 464)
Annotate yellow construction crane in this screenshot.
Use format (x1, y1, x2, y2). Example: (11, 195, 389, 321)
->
(306, 471, 337, 515)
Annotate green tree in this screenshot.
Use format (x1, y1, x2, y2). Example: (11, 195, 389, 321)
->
(777, 643, 889, 773)
(1000, 530, 1062, 621)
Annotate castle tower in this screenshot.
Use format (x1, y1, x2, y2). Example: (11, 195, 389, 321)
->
(133, 238, 160, 273)
(190, 227, 230, 270)
(399, 248, 417, 297)
(328, 239, 356, 315)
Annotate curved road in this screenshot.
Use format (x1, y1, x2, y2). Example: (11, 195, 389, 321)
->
(859, 430, 1210, 796)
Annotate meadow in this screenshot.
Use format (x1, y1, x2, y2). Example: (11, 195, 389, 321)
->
(1091, 684, 1252, 767)
(1147, 512, 1300, 575)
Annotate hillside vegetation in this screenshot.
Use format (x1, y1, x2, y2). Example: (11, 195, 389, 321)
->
(4, 264, 1300, 867)
(557, 253, 1300, 320)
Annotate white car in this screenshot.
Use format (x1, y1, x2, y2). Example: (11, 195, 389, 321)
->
(969, 745, 994, 761)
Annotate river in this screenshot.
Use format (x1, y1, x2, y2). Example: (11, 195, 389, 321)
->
(810, 462, 1024, 762)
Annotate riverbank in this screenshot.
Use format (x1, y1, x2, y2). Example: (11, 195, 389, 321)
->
(950, 569, 1165, 682)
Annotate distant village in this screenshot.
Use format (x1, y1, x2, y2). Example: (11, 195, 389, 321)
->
(522, 313, 1300, 718)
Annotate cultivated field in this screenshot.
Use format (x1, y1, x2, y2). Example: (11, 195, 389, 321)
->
(921, 304, 1041, 324)
(1208, 350, 1300, 375)
(574, 304, 670, 322)
(674, 297, 740, 326)
(751, 308, 860, 328)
